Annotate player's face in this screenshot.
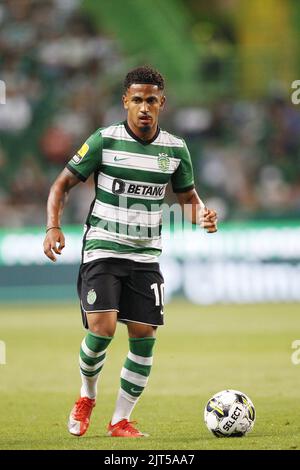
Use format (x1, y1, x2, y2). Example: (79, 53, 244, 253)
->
(123, 84, 165, 138)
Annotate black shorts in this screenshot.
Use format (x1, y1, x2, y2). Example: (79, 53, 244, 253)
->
(77, 258, 165, 328)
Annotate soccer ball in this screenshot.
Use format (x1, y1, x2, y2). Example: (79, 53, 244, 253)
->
(204, 389, 255, 437)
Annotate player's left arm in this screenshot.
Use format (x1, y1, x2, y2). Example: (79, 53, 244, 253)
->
(171, 139, 217, 233)
(176, 189, 217, 233)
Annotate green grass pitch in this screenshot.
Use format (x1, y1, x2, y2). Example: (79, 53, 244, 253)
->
(0, 300, 300, 450)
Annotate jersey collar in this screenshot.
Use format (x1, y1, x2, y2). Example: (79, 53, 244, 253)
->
(124, 120, 160, 145)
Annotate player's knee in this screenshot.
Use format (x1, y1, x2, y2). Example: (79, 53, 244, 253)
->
(88, 323, 116, 337)
(89, 325, 115, 337)
(87, 311, 117, 337)
(128, 323, 157, 338)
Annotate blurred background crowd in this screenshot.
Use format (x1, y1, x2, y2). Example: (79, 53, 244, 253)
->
(1, 0, 300, 227)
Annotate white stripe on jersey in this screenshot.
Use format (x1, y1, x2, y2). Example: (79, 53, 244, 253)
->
(92, 199, 162, 227)
(101, 124, 132, 141)
(102, 149, 180, 174)
(83, 249, 159, 264)
(152, 130, 185, 148)
(101, 124, 185, 148)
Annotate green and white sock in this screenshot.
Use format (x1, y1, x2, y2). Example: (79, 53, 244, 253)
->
(111, 337, 156, 425)
(79, 331, 113, 399)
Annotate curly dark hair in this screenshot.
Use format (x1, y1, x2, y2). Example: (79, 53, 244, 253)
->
(124, 66, 165, 91)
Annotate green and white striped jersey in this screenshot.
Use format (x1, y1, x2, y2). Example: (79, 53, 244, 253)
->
(67, 121, 194, 263)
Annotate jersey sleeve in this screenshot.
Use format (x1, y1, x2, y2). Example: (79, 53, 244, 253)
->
(66, 129, 103, 181)
(171, 140, 195, 193)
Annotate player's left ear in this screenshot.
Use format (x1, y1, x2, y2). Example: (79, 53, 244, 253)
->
(122, 94, 129, 110)
(160, 95, 166, 110)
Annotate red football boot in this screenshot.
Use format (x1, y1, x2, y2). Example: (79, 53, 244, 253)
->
(107, 419, 148, 438)
(68, 397, 96, 436)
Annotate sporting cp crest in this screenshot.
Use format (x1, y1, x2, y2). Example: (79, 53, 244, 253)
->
(87, 289, 97, 305)
(158, 153, 170, 172)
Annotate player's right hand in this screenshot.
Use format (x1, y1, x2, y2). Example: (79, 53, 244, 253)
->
(43, 228, 65, 262)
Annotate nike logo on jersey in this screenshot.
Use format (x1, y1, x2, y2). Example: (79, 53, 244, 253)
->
(114, 156, 128, 162)
(130, 388, 141, 394)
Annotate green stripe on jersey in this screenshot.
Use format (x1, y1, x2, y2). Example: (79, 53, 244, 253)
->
(84, 239, 161, 256)
(88, 215, 162, 239)
(101, 164, 170, 184)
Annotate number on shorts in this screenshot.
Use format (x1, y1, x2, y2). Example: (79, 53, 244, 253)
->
(151, 283, 164, 306)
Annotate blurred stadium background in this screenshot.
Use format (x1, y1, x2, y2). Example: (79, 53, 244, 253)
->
(0, 0, 300, 303)
(1, 0, 300, 451)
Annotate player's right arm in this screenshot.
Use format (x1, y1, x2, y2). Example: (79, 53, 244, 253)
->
(43, 168, 80, 262)
(43, 128, 103, 262)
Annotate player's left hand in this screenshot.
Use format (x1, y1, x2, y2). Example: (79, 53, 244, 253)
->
(201, 208, 218, 233)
